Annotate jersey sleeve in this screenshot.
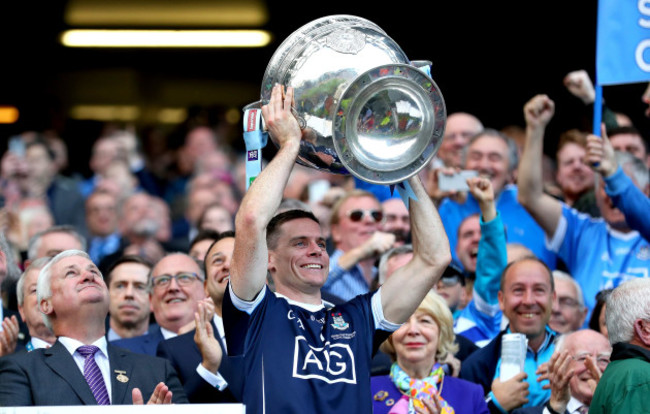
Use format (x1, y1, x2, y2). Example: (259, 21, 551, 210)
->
(222, 282, 268, 357)
(473, 212, 507, 308)
(605, 166, 650, 241)
(545, 204, 593, 271)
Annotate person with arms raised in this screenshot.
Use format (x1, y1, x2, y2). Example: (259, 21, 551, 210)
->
(197, 84, 451, 414)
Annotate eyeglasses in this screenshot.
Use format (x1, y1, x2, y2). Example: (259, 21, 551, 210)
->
(571, 353, 611, 369)
(152, 272, 202, 289)
(558, 297, 581, 309)
(346, 209, 383, 223)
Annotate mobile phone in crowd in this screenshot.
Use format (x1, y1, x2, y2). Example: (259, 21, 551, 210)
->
(8, 136, 25, 158)
(437, 170, 478, 192)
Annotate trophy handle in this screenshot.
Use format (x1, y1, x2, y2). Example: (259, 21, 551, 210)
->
(243, 101, 266, 131)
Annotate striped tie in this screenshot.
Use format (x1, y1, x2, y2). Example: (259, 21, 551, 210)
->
(77, 345, 110, 405)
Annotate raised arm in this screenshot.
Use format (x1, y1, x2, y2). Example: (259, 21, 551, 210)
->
(231, 85, 302, 300)
(467, 177, 506, 307)
(586, 127, 650, 239)
(517, 94, 563, 238)
(380, 176, 451, 323)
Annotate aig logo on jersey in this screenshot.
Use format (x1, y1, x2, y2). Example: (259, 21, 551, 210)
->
(292, 336, 356, 384)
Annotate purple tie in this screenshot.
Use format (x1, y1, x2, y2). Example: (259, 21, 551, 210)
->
(77, 345, 110, 405)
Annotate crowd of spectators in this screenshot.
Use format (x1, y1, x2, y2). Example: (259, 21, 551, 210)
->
(0, 70, 648, 413)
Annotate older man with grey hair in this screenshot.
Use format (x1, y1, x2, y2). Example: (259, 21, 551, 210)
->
(513, 329, 611, 414)
(26, 225, 87, 264)
(0, 249, 187, 406)
(590, 278, 650, 413)
(15, 257, 56, 350)
(439, 126, 558, 272)
(550, 271, 588, 334)
(111, 252, 207, 355)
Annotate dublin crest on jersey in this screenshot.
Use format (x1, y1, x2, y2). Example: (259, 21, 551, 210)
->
(331, 312, 349, 330)
(636, 245, 650, 261)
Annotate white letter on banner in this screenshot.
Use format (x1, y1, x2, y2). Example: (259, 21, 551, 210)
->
(636, 39, 650, 72)
(640, 0, 650, 28)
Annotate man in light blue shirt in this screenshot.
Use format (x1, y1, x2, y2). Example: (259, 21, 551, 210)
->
(518, 94, 650, 319)
(322, 189, 396, 301)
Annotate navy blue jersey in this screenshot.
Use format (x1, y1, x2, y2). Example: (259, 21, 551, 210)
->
(223, 284, 394, 414)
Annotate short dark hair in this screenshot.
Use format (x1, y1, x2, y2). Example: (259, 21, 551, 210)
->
(499, 255, 554, 292)
(190, 229, 221, 251)
(589, 288, 613, 332)
(266, 210, 320, 250)
(105, 255, 154, 286)
(607, 126, 649, 152)
(203, 231, 236, 276)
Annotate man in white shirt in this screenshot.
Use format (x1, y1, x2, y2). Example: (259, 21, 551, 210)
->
(157, 231, 237, 403)
(513, 329, 611, 414)
(0, 249, 187, 405)
(106, 256, 152, 341)
(16, 257, 56, 351)
(111, 252, 206, 354)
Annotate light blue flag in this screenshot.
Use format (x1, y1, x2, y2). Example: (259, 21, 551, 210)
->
(597, 0, 650, 85)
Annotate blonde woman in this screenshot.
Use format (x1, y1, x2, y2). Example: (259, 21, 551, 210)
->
(371, 292, 488, 413)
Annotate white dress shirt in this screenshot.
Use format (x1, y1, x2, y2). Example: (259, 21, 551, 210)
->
(58, 336, 112, 403)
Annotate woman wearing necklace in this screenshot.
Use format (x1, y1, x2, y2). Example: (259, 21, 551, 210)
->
(371, 292, 488, 413)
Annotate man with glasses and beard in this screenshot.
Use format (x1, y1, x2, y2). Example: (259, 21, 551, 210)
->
(322, 190, 396, 302)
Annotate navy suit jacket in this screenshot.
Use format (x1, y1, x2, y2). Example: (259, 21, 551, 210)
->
(0, 340, 188, 406)
(110, 325, 164, 356)
(512, 404, 572, 414)
(156, 321, 240, 403)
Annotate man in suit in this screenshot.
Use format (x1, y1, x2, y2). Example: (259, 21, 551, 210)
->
(106, 255, 153, 341)
(157, 231, 238, 403)
(0, 249, 187, 405)
(111, 252, 206, 355)
(514, 329, 611, 414)
(16, 257, 56, 351)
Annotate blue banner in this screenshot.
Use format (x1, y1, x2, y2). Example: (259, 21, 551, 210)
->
(597, 0, 650, 85)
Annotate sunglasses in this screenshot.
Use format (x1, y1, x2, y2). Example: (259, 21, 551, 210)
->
(346, 209, 383, 223)
(440, 275, 461, 286)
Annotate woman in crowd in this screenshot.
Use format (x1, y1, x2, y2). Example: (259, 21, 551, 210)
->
(589, 288, 612, 337)
(371, 291, 488, 413)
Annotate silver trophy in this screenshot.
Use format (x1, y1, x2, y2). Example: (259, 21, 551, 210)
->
(245, 14, 446, 185)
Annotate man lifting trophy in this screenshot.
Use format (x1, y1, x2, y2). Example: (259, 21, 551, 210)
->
(196, 15, 451, 414)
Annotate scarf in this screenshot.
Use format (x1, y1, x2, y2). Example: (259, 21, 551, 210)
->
(389, 362, 455, 414)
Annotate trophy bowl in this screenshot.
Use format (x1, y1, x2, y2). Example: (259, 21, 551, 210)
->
(247, 14, 446, 185)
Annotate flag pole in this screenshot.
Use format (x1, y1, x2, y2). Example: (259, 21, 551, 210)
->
(593, 84, 603, 136)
